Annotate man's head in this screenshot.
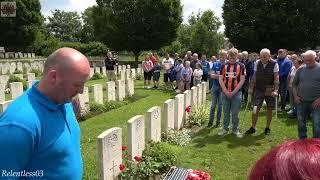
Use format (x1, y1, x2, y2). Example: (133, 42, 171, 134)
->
(238, 52, 243, 60)
(210, 56, 216, 62)
(192, 53, 198, 60)
(185, 60, 190, 67)
(106, 51, 112, 59)
(302, 50, 317, 67)
(242, 51, 248, 60)
(260, 48, 271, 63)
(42, 47, 90, 104)
(219, 50, 228, 62)
(228, 48, 239, 64)
(201, 54, 207, 61)
(187, 51, 192, 57)
(148, 52, 153, 57)
(278, 49, 288, 59)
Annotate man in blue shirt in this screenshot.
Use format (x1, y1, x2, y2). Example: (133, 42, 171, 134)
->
(200, 54, 210, 82)
(208, 50, 227, 128)
(277, 49, 292, 111)
(0, 48, 90, 179)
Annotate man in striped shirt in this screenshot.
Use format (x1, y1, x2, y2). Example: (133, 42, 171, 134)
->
(218, 48, 246, 138)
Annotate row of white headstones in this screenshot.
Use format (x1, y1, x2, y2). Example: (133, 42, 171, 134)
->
(0, 52, 36, 59)
(90, 64, 143, 81)
(0, 61, 44, 75)
(97, 81, 208, 180)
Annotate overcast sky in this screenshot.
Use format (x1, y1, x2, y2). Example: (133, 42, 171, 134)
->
(40, 0, 225, 31)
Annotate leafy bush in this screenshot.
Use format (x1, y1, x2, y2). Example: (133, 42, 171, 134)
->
(162, 129, 192, 146)
(119, 142, 177, 179)
(135, 74, 142, 80)
(13, 70, 23, 74)
(8, 75, 28, 91)
(188, 104, 210, 126)
(90, 73, 104, 80)
(30, 69, 43, 77)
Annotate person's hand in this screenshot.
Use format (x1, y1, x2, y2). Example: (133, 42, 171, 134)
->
(294, 95, 301, 105)
(312, 97, 320, 109)
(271, 91, 278, 98)
(230, 90, 237, 97)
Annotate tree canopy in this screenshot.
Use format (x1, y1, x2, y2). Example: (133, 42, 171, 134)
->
(0, 0, 42, 51)
(223, 0, 320, 52)
(92, 0, 183, 61)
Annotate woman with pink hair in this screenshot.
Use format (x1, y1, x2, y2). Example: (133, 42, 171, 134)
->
(249, 138, 320, 180)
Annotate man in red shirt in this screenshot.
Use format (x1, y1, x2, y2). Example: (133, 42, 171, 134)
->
(148, 52, 157, 65)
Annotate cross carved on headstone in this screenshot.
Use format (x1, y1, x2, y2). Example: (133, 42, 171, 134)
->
(109, 160, 117, 179)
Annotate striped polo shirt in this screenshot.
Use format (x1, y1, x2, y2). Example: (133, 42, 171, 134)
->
(220, 62, 246, 92)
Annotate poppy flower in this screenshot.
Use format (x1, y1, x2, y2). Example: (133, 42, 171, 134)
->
(185, 105, 191, 113)
(119, 164, 125, 171)
(134, 156, 142, 162)
(122, 146, 127, 151)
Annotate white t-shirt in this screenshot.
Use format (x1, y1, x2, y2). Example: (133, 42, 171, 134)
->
(193, 69, 203, 80)
(209, 61, 214, 69)
(254, 59, 279, 72)
(162, 58, 174, 73)
(289, 66, 297, 87)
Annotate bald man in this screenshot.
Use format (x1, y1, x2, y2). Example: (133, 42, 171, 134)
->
(0, 48, 90, 179)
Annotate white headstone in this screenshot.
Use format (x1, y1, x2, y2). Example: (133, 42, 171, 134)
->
(174, 94, 184, 130)
(126, 78, 134, 97)
(126, 65, 131, 69)
(0, 75, 9, 85)
(31, 53, 35, 58)
(202, 82, 207, 103)
(106, 81, 116, 102)
(0, 100, 13, 113)
(136, 68, 141, 76)
(197, 84, 203, 105)
(27, 73, 35, 81)
(116, 80, 125, 101)
(90, 68, 94, 78)
(2, 62, 9, 74)
(95, 67, 101, 74)
(8, 52, 14, 59)
(76, 86, 89, 115)
(9, 62, 16, 74)
(164, 99, 175, 130)
(146, 106, 161, 142)
(27, 53, 32, 58)
(102, 68, 106, 76)
(0, 83, 6, 103)
(191, 87, 197, 107)
(0, 47, 4, 53)
(120, 70, 125, 81)
(13, 74, 23, 80)
(18, 52, 23, 58)
(122, 65, 126, 72)
(23, 63, 31, 73)
(10, 82, 23, 100)
(131, 69, 136, 79)
(14, 53, 19, 58)
(17, 62, 23, 72)
(126, 68, 131, 80)
(97, 127, 122, 180)
(28, 80, 36, 89)
(23, 53, 28, 58)
(128, 115, 145, 159)
(183, 90, 191, 123)
(0, 53, 4, 59)
(93, 84, 103, 104)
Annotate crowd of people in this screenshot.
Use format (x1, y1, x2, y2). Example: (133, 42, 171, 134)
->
(143, 48, 320, 140)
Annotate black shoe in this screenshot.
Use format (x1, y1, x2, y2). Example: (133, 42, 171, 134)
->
(245, 127, 256, 135)
(264, 128, 271, 135)
(207, 124, 212, 129)
(153, 86, 157, 89)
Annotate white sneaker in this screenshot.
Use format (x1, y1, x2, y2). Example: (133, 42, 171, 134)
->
(287, 110, 293, 115)
(147, 86, 151, 89)
(218, 129, 228, 136)
(234, 131, 243, 138)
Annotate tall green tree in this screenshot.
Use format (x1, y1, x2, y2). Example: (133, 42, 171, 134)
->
(47, 10, 82, 42)
(80, 6, 96, 43)
(0, 0, 42, 51)
(92, 0, 183, 61)
(223, 0, 320, 52)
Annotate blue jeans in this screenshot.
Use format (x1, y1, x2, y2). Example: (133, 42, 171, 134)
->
(297, 102, 320, 139)
(221, 91, 242, 132)
(279, 79, 287, 111)
(208, 85, 222, 126)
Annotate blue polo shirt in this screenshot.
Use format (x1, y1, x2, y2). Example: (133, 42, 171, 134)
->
(0, 81, 82, 179)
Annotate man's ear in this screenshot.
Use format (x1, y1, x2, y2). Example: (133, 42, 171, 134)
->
(47, 70, 57, 84)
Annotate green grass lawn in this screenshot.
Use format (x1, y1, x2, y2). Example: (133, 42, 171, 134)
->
(81, 78, 310, 180)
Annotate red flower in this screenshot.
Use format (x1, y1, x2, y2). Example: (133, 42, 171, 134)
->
(119, 164, 125, 171)
(186, 170, 210, 180)
(134, 156, 142, 162)
(122, 146, 127, 151)
(185, 105, 191, 113)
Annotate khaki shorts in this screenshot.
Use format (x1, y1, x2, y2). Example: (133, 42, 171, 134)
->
(106, 70, 116, 81)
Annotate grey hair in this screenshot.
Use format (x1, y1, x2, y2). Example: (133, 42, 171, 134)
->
(242, 51, 248, 56)
(304, 50, 316, 58)
(260, 48, 271, 55)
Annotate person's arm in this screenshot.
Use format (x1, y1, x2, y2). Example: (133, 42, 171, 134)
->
(219, 67, 228, 94)
(292, 69, 301, 104)
(210, 63, 220, 80)
(0, 125, 34, 172)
